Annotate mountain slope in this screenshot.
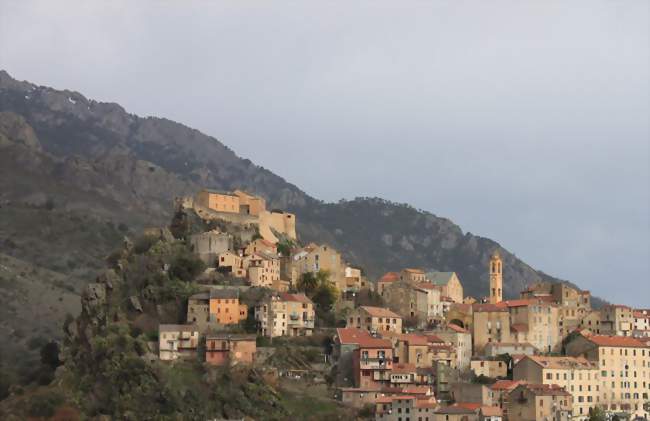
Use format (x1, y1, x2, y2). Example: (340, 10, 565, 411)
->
(0, 70, 585, 302)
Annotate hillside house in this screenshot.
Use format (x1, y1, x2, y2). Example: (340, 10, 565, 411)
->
(427, 271, 464, 303)
(348, 306, 403, 334)
(206, 334, 256, 366)
(159, 324, 199, 361)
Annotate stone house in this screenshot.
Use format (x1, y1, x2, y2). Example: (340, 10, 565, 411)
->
(217, 251, 246, 277)
(290, 243, 346, 291)
(347, 306, 403, 334)
(333, 327, 374, 386)
(496, 299, 560, 354)
(506, 384, 572, 421)
(205, 334, 256, 366)
(431, 323, 472, 370)
(377, 272, 400, 296)
(246, 251, 280, 288)
(399, 268, 426, 285)
(244, 238, 277, 256)
(427, 272, 464, 303)
(374, 395, 437, 421)
(433, 405, 479, 421)
(600, 304, 634, 337)
(472, 303, 511, 355)
(470, 357, 508, 379)
(189, 230, 233, 267)
(195, 189, 241, 213)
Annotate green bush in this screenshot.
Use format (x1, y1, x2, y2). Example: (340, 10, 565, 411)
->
(169, 253, 206, 282)
(133, 235, 158, 254)
(27, 390, 64, 417)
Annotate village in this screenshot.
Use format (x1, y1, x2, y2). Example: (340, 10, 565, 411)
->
(158, 189, 650, 421)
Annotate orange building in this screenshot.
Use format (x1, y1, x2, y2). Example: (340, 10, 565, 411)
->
(206, 334, 257, 366)
(217, 251, 246, 277)
(244, 238, 277, 255)
(209, 289, 248, 325)
(233, 190, 266, 216)
(195, 189, 240, 213)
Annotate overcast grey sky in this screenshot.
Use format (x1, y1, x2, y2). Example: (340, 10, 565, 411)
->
(1, 1, 648, 305)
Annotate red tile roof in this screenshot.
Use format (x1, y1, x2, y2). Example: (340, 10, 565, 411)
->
(415, 282, 438, 290)
(378, 272, 400, 283)
(415, 400, 438, 409)
(490, 380, 525, 391)
(356, 336, 393, 349)
(454, 402, 482, 411)
(398, 334, 429, 346)
(279, 292, 313, 304)
(518, 383, 570, 396)
(586, 334, 648, 348)
(360, 306, 401, 319)
(480, 406, 503, 416)
(336, 328, 372, 345)
(391, 363, 417, 374)
(447, 323, 468, 333)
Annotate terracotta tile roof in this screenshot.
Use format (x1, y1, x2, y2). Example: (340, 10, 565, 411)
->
(336, 327, 372, 345)
(356, 336, 393, 349)
(391, 363, 417, 374)
(360, 306, 401, 319)
(455, 402, 482, 411)
(480, 406, 503, 416)
(490, 380, 525, 391)
(447, 323, 468, 333)
(378, 272, 400, 283)
(497, 298, 555, 308)
(415, 400, 438, 409)
(521, 355, 597, 370)
(397, 334, 429, 346)
(436, 405, 477, 414)
(518, 383, 571, 396)
(401, 386, 431, 395)
(586, 334, 648, 348)
(279, 292, 313, 304)
(415, 282, 438, 290)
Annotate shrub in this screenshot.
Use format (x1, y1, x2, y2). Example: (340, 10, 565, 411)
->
(27, 390, 64, 417)
(169, 254, 206, 282)
(133, 235, 158, 255)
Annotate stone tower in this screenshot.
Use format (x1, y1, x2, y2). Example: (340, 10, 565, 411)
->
(489, 251, 503, 304)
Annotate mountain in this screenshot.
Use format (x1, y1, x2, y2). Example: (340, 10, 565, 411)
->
(0, 69, 593, 304)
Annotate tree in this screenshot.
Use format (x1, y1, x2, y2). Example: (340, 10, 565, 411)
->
(297, 272, 319, 295)
(588, 407, 606, 421)
(40, 341, 61, 369)
(169, 254, 206, 282)
(312, 283, 338, 312)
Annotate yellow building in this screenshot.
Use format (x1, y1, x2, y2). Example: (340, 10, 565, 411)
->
(513, 355, 599, 420)
(290, 243, 346, 291)
(217, 251, 246, 277)
(244, 238, 277, 256)
(233, 189, 266, 216)
(195, 189, 240, 213)
(209, 289, 248, 325)
(565, 333, 650, 418)
(489, 251, 503, 304)
(246, 252, 280, 288)
(399, 268, 426, 284)
(347, 306, 403, 334)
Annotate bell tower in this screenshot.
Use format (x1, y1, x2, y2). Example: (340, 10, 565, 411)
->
(489, 251, 503, 304)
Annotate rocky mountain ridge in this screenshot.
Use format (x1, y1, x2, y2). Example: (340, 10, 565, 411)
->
(0, 70, 594, 303)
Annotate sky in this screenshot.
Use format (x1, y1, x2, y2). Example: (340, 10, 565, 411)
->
(1, 1, 648, 306)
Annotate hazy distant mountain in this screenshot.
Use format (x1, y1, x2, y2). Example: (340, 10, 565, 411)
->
(0, 69, 595, 306)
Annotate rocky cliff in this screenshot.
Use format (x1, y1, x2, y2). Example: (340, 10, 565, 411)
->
(0, 70, 590, 302)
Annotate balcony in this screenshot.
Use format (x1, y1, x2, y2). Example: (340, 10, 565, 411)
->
(360, 358, 391, 369)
